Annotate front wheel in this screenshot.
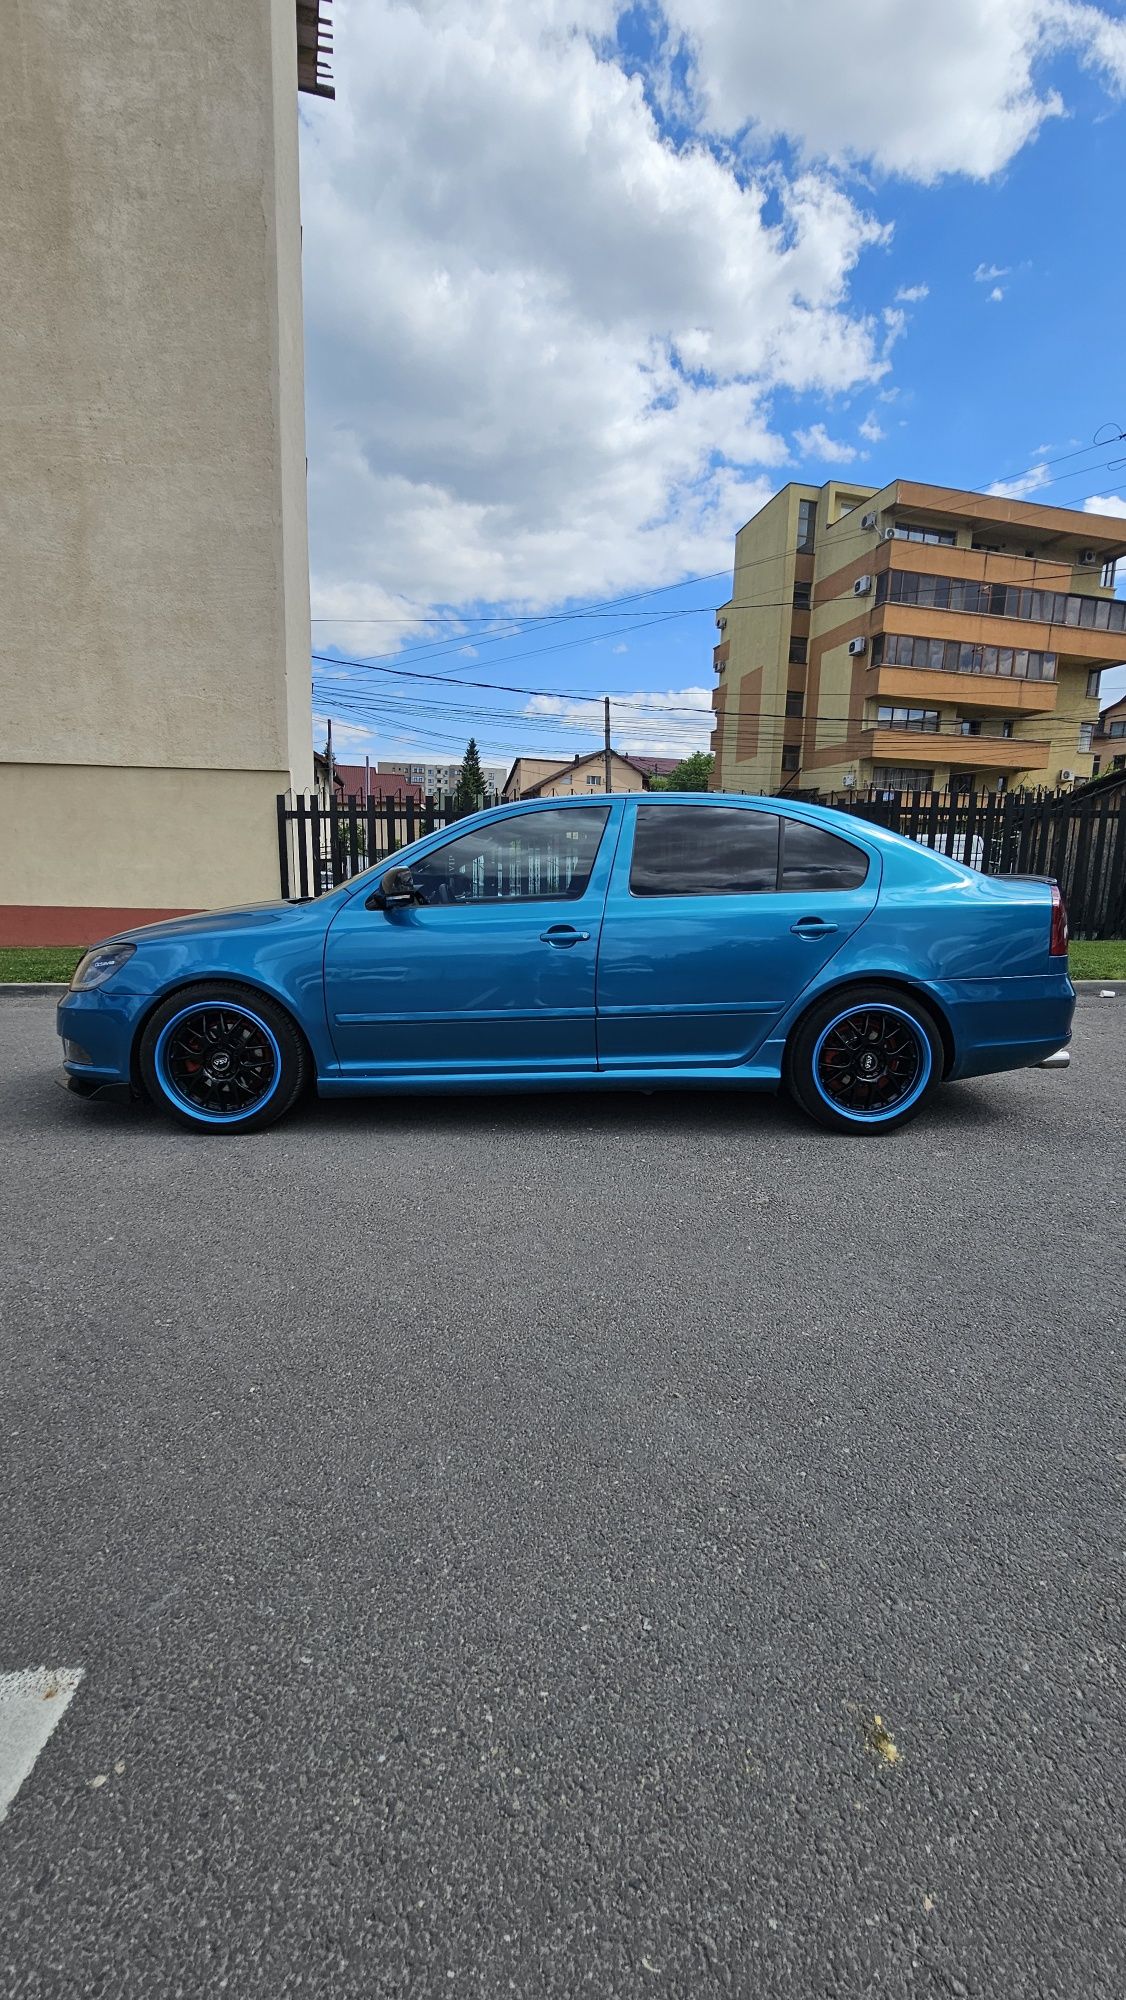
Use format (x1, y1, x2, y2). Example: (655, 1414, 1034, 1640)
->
(785, 987, 943, 1135)
(139, 985, 308, 1133)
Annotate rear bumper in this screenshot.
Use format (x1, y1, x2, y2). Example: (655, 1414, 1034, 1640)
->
(934, 972, 1075, 1081)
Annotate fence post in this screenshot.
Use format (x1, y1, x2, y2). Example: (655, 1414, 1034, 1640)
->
(295, 795, 310, 901)
(276, 794, 291, 900)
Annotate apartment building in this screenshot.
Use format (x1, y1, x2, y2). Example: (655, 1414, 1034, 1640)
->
(379, 760, 507, 800)
(1092, 695, 1126, 775)
(710, 479, 1126, 797)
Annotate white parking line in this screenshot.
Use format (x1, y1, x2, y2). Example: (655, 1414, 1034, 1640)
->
(0, 1668, 84, 1822)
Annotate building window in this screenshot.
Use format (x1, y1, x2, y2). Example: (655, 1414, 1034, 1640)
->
(872, 633, 1057, 682)
(872, 766, 934, 793)
(876, 705, 940, 732)
(1088, 670, 1102, 699)
(785, 690, 804, 718)
(876, 568, 1126, 634)
(788, 635, 808, 665)
(792, 581, 812, 610)
(1001, 721, 1014, 738)
(1079, 723, 1095, 753)
(797, 498, 817, 553)
(890, 523, 957, 546)
(781, 744, 801, 773)
(958, 718, 982, 737)
(1109, 721, 1126, 739)
(1102, 559, 1117, 588)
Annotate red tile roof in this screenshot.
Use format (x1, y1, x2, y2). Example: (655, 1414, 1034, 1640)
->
(333, 765, 423, 802)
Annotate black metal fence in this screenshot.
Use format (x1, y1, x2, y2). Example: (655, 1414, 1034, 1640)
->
(276, 792, 466, 901)
(277, 783, 1126, 938)
(820, 785, 1126, 938)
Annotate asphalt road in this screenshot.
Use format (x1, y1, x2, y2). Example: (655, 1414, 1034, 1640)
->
(1, 995, 1123, 2000)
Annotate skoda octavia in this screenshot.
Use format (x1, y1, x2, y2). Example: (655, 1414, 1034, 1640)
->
(57, 795, 1074, 1136)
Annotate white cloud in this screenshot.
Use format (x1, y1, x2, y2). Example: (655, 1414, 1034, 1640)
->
(794, 422, 859, 464)
(526, 687, 714, 758)
(988, 461, 1052, 499)
(974, 261, 1011, 281)
(1084, 493, 1126, 519)
(989, 285, 1005, 301)
(858, 411, 885, 443)
(299, 0, 1126, 632)
(894, 283, 929, 302)
(299, 2, 899, 618)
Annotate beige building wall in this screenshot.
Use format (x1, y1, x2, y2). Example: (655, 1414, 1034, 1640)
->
(0, 0, 315, 942)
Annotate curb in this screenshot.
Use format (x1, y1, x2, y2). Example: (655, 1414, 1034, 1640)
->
(0, 983, 68, 998)
(1074, 981, 1122, 998)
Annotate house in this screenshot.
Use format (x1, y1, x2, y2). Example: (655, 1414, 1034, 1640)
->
(505, 750, 651, 799)
(711, 477, 1126, 798)
(1092, 695, 1126, 775)
(312, 752, 346, 807)
(627, 756, 682, 779)
(333, 764, 423, 804)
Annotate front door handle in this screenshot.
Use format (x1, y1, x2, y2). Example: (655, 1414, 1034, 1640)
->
(539, 925, 591, 946)
(790, 916, 838, 938)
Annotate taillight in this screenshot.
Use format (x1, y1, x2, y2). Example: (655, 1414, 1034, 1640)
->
(1049, 883, 1069, 958)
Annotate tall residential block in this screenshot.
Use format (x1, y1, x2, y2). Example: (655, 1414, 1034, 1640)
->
(710, 480, 1126, 797)
(0, 2, 333, 944)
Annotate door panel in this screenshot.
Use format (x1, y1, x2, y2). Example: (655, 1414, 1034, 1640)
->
(323, 804, 618, 1077)
(596, 802, 879, 1070)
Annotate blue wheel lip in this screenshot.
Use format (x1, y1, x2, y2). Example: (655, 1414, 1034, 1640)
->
(153, 1002, 282, 1125)
(811, 1002, 933, 1124)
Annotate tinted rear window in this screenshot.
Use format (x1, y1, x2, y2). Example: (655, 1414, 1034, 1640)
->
(630, 806, 780, 896)
(781, 819, 870, 891)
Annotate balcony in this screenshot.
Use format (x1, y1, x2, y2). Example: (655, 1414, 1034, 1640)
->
(860, 728, 1050, 772)
(868, 664, 1057, 713)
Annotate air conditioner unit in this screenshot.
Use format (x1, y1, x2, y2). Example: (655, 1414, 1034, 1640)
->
(1059, 769, 1076, 783)
(853, 574, 872, 596)
(843, 771, 857, 788)
(860, 511, 878, 530)
(848, 637, 868, 656)
(1078, 550, 1097, 566)
(883, 527, 898, 542)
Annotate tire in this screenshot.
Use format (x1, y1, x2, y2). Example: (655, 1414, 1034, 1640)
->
(138, 984, 308, 1134)
(785, 985, 944, 1135)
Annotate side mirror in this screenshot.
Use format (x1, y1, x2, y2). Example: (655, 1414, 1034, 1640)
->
(375, 865, 417, 910)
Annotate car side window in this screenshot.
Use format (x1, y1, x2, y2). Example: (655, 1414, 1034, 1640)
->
(629, 805, 780, 896)
(781, 819, 870, 891)
(406, 806, 610, 905)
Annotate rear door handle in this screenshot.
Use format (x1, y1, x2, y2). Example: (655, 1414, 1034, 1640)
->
(539, 925, 591, 946)
(790, 916, 838, 937)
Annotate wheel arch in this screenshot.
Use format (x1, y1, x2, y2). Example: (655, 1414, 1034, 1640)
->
(785, 973, 956, 1080)
(129, 976, 315, 1096)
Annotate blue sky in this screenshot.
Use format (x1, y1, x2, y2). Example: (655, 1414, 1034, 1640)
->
(299, 1, 1126, 772)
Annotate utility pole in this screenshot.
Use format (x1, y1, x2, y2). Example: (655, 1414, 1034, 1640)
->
(326, 715, 335, 792)
(603, 695, 612, 794)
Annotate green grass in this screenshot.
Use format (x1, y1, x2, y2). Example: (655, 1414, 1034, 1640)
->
(0, 947, 85, 983)
(2, 940, 1125, 983)
(1069, 940, 1126, 981)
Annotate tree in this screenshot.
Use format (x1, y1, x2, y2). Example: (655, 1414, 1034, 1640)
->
(660, 750, 714, 792)
(454, 737, 486, 812)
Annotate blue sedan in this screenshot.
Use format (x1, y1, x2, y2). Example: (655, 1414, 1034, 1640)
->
(56, 794, 1074, 1135)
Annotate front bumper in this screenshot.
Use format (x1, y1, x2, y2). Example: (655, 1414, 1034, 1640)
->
(56, 986, 152, 1088)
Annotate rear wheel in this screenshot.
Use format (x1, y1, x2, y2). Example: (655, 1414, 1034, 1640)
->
(139, 984, 307, 1133)
(786, 986, 943, 1135)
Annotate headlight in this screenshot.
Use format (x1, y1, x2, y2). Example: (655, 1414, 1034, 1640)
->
(70, 943, 137, 991)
